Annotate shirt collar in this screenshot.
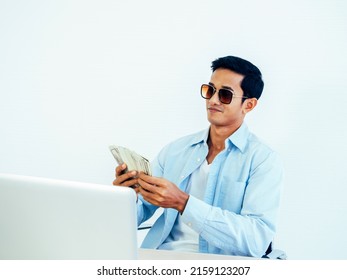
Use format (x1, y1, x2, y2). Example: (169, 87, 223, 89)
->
(226, 122, 249, 153)
(190, 128, 209, 146)
(190, 122, 250, 153)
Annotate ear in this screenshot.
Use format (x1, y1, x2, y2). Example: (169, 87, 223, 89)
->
(242, 98, 258, 114)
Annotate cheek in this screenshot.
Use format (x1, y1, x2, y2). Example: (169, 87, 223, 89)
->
(224, 105, 243, 119)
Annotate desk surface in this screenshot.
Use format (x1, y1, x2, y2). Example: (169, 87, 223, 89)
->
(138, 248, 255, 260)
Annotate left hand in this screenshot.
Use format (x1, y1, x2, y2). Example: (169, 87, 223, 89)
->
(138, 172, 189, 214)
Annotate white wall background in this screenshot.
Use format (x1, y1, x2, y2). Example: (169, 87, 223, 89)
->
(1, 0, 346, 259)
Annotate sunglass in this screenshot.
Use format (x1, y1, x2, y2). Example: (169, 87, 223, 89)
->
(200, 84, 249, 104)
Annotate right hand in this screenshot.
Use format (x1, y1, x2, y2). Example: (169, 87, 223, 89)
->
(112, 163, 140, 193)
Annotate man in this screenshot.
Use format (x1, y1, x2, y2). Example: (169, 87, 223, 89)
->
(113, 55, 283, 257)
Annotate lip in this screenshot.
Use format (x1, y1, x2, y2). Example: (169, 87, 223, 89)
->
(207, 106, 223, 113)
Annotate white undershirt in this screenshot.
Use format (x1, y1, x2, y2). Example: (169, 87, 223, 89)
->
(158, 159, 210, 252)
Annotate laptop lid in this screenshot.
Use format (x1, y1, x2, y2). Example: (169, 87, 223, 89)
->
(0, 173, 138, 260)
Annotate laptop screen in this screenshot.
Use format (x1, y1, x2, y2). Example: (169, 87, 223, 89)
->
(0, 173, 138, 260)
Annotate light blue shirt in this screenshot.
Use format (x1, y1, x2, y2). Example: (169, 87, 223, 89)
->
(137, 122, 283, 257)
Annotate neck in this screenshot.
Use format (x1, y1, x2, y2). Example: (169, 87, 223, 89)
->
(208, 122, 242, 149)
(206, 122, 242, 164)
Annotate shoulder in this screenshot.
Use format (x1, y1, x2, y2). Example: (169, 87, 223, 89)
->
(247, 132, 274, 154)
(232, 123, 276, 157)
(163, 129, 207, 151)
(245, 131, 283, 169)
(152, 129, 207, 176)
(154, 129, 207, 164)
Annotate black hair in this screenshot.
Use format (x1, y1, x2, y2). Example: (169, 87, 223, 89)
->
(211, 56, 264, 100)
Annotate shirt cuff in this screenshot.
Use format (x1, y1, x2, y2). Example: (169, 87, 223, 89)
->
(181, 195, 212, 234)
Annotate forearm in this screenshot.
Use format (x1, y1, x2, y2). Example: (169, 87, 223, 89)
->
(181, 196, 275, 257)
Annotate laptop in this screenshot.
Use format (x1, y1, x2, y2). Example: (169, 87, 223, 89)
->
(0, 173, 138, 260)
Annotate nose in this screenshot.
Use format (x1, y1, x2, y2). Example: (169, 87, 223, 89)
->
(208, 90, 221, 105)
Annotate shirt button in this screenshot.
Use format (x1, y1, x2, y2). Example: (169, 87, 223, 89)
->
(197, 158, 201, 162)
(180, 175, 184, 179)
(187, 222, 192, 227)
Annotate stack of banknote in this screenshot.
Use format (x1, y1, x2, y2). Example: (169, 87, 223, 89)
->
(109, 145, 152, 175)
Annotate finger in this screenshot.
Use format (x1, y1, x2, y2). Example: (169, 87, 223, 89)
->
(121, 178, 139, 187)
(133, 186, 140, 194)
(139, 187, 159, 205)
(113, 178, 131, 186)
(138, 172, 162, 185)
(114, 176, 139, 187)
(119, 170, 138, 182)
(113, 171, 138, 186)
(115, 163, 127, 176)
(138, 178, 158, 193)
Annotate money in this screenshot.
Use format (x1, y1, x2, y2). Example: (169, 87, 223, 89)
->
(109, 145, 152, 176)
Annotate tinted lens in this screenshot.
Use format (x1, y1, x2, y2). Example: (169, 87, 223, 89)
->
(201, 84, 214, 99)
(218, 89, 232, 104)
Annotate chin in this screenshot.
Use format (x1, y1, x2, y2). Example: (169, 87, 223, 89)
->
(207, 117, 224, 126)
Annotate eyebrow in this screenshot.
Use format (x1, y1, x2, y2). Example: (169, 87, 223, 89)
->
(209, 82, 234, 92)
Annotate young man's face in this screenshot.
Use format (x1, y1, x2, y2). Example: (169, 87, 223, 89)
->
(206, 68, 248, 128)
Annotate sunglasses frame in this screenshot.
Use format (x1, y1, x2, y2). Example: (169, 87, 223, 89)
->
(200, 84, 249, 104)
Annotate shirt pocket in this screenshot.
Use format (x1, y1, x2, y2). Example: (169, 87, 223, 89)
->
(217, 181, 247, 213)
